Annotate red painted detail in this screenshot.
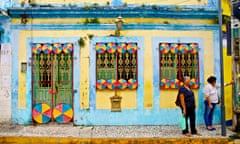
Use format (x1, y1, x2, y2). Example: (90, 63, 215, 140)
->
(55, 103, 63, 112)
(63, 115, 72, 122)
(32, 109, 41, 117)
(43, 109, 52, 117)
(48, 89, 56, 94)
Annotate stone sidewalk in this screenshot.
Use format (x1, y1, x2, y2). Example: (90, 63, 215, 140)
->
(1, 124, 238, 144)
(0, 123, 235, 138)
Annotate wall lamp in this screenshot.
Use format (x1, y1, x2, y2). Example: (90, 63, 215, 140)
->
(115, 15, 124, 36)
(21, 14, 28, 24)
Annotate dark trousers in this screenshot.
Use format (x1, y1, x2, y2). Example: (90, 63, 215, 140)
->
(204, 100, 216, 127)
(181, 107, 197, 134)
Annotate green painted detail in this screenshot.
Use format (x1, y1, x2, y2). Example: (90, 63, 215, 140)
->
(54, 54, 73, 105)
(96, 53, 117, 80)
(32, 52, 73, 110)
(96, 52, 137, 81)
(160, 52, 199, 80)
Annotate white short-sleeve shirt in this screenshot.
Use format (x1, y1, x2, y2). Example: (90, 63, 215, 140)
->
(203, 83, 219, 103)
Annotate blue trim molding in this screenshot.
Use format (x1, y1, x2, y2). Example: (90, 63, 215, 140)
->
(11, 24, 219, 31)
(8, 8, 218, 19)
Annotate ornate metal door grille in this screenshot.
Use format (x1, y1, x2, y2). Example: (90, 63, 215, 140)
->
(32, 43, 73, 124)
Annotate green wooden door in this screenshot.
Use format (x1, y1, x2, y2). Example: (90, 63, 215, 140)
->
(32, 52, 73, 123)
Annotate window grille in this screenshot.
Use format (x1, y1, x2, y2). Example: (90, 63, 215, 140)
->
(159, 43, 199, 89)
(96, 42, 138, 90)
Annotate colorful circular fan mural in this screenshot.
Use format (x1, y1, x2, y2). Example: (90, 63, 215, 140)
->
(53, 43, 63, 54)
(170, 43, 179, 53)
(127, 43, 138, 53)
(160, 43, 199, 54)
(32, 103, 52, 124)
(96, 43, 107, 53)
(160, 78, 171, 89)
(106, 79, 117, 89)
(106, 42, 117, 53)
(32, 43, 74, 54)
(178, 44, 186, 53)
(190, 78, 199, 89)
(160, 43, 170, 53)
(127, 79, 138, 89)
(189, 43, 199, 54)
(63, 43, 73, 54)
(96, 79, 107, 90)
(53, 103, 73, 123)
(183, 44, 192, 53)
(43, 44, 52, 54)
(41, 44, 48, 54)
(170, 79, 181, 88)
(118, 79, 128, 90)
(117, 43, 127, 53)
(32, 43, 42, 54)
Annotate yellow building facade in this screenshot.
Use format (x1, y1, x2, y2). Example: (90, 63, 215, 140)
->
(0, 0, 231, 125)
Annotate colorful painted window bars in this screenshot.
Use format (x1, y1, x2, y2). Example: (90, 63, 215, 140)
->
(159, 43, 199, 89)
(96, 42, 138, 90)
(32, 43, 73, 54)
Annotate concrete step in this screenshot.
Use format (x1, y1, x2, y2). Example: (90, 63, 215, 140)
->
(0, 137, 233, 144)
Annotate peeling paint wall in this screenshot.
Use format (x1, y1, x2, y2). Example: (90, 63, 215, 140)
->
(122, 0, 208, 5)
(17, 0, 209, 5)
(0, 20, 12, 122)
(10, 0, 218, 8)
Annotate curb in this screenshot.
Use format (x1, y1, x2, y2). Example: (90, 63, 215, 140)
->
(0, 136, 232, 144)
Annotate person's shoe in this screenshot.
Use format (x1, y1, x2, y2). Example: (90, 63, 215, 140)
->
(206, 127, 216, 131)
(185, 133, 192, 137)
(192, 132, 201, 136)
